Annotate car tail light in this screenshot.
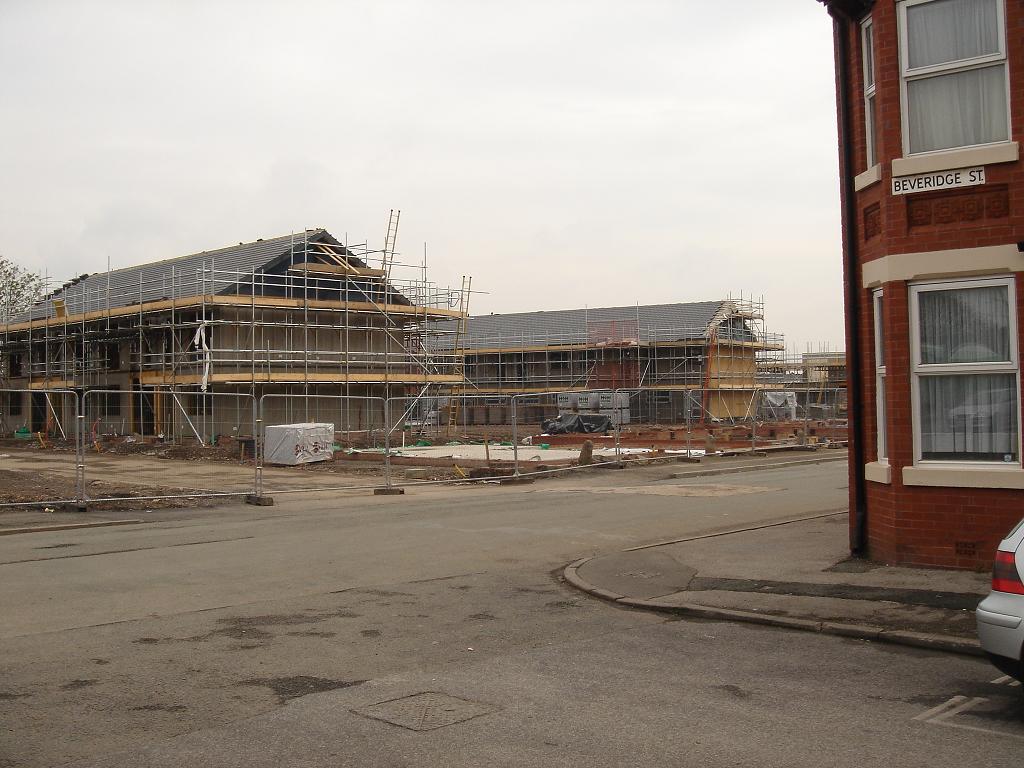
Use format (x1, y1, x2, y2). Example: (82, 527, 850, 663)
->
(992, 550, 1024, 595)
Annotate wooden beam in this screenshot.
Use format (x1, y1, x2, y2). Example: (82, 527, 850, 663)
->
(288, 261, 387, 278)
(314, 242, 351, 267)
(138, 371, 464, 386)
(28, 379, 72, 390)
(2, 294, 464, 333)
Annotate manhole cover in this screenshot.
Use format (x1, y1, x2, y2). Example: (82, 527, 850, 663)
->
(352, 691, 498, 731)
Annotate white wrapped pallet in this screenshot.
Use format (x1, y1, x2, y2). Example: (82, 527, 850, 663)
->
(264, 423, 334, 466)
(556, 392, 577, 410)
(600, 408, 631, 426)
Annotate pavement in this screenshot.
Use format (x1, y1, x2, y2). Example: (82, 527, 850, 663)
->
(564, 512, 991, 656)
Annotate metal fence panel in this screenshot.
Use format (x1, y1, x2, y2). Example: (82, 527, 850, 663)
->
(255, 393, 388, 497)
(80, 388, 257, 504)
(0, 388, 82, 508)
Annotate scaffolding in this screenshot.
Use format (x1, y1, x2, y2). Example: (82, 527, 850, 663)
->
(422, 295, 787, 423)
(757, 346, 848, 420)
(0, 225, 470, 440)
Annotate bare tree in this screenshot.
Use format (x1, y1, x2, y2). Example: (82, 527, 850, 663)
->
(0, 255, 45, 323)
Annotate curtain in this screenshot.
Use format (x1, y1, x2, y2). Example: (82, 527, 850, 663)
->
(906, 0, 1006, 153)
(918, 285, 1010, 364)
(909, 65, 1008, 152)
(907, 0, 999, 68)
(920, 374, 1018, 460)
(876, 374, 887, 460)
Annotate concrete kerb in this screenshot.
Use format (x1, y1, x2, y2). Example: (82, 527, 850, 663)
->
(0, 519, 144, 536)
(562, 557, 984, 658)
(669, 452, 848, 479)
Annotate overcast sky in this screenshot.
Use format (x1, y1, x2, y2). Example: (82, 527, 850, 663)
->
(0, 1, 843, 352)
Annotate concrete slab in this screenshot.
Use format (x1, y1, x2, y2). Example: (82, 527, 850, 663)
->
(386, 444, 614, 462)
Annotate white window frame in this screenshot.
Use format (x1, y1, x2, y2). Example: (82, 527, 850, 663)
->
(861, 17, 878, 170)
(873, 289, 887, 462)
(897, 0, 1011, 157)
(909, 276, 1022, 467)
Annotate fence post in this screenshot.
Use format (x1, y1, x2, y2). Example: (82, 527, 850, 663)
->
(245, 394, 273, 505)
(613, 389, 622, 468)
(255, 394, 262, 496)
(686, 390, 693, 458)
(803, 388, 811, 447)
(374, 396, 404, 495)
(75, 392, 86, 510)
(511, 396, 520, 477)
(753, 391, 761, 456)
(384, 398, 393, 488)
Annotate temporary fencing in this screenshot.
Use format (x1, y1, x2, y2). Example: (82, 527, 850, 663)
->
(254, 393, 388, 497)
(0, 385, 848, 508)
(80, 388, 258, 503)
(0, 388, 82, 508)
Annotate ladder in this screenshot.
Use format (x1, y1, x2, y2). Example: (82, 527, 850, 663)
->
(380, 209, 401, 394)
(445, 275, 472, 437)
(382, 209, 401, 285)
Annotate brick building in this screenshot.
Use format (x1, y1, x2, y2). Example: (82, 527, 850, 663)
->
(819, 0, 1024, 568)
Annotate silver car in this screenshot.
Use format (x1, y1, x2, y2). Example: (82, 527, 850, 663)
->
(977, 518, 1024, 681)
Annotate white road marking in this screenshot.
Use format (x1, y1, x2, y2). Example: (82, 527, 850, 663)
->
(929, 697, 988, 724)
(915, 690, 1024, 741)
(989, 674, 1021, 688)
(913, 696, 968, 722)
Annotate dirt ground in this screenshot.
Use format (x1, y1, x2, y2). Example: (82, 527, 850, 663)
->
(0, 468, 236, 511)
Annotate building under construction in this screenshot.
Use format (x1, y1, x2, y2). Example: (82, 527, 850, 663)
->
(428, 299, 787, 424)
(0, 224, 468, 441)
(759, 350, 848, 418)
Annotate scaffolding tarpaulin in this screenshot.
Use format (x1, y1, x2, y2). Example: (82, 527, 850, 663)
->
(541, 414, 613, 435)
(191, 322, 211, 391)
(264, 423, 334, 465)
(762, 391, 797, 421)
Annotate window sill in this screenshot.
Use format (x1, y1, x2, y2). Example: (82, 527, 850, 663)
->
(902, 464, 1024, 489)
(865, 461, 891, 484)
(891, 142, 1018, 177)
(854, 164, 882, 191)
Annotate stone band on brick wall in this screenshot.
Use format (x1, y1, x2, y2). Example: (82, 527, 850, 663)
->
(862, 244, 1024, 288)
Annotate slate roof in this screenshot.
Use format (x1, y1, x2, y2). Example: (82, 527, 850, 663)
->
(430, 301, 755, 351)
(12, 229, 368, 322)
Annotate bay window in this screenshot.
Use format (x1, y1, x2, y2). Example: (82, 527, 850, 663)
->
(899, 0, 1009, 155)
(910, 278, 1020, 464)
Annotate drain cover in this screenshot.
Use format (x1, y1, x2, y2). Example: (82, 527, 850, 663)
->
(352, 691, 498, 731)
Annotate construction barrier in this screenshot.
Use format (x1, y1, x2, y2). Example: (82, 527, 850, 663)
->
(0, 385, 849, 509)
(80, 388, 258, 504)
(253, 393, 388, 499)
(0, 388, 82, 508)
(383, 393, 520, 485)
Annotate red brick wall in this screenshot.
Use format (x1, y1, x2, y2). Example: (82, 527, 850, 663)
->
(849, 2, 1024, 262)
(834, 1, 1024, 570)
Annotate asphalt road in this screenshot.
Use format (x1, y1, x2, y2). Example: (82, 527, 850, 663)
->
(1, 461, 1019, 766)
